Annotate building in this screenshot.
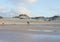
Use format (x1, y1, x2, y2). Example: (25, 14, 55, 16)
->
(55, 16, 60, 20)
(48, 16, 60, 21)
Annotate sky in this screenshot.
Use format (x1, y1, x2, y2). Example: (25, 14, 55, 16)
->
(0, 0, 60, 17)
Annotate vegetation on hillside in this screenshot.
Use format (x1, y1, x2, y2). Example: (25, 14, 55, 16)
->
(13, 14, 60, 21)
(13, 16, 19, 18)
(0, 16, 3, 19)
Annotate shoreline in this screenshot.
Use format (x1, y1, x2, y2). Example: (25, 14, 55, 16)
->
(0, 24, 60, 30)
(0, 21, 60, 24)
(0, 18, 60, 24)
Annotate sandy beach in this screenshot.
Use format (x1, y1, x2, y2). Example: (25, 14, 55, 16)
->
(0, 24, 60, 42)
(0, 18, 60, 24)
(0, 18, 60, 42)
(0, 23, 60, 30)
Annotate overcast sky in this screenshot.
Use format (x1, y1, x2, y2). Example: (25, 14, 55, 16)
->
(0, 0, 60, 17)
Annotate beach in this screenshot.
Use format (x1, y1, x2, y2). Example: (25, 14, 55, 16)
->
(0, 24, 60, 30)
(0, 0, 60, 42)
(0, 18, 60, 42)
(0, 18, 60, 24)
(0, 24, 60, 42)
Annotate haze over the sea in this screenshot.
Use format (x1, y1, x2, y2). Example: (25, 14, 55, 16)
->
(0, 0, 60, 17)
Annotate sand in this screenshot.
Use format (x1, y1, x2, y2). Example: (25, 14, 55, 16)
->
(0, 18, 60, 42)
(0, 24, 60, 30)
(0, 24, 60, 42)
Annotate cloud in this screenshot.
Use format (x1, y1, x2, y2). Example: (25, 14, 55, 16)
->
(26, 0, 37, 3)
(12, 0, 37, 3)
(15, 8, 32, 16)
(0, 6, 8, 14)
(15, 2, 25, 6)
(9, 0, 38, 6)
(0, 6, 6, 11)
(51, 8, 60, 15)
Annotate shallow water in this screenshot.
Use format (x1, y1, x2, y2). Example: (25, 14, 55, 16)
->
(27, 29, 60, 32)
(0, 24, 60, 42)
(0, 31, 60, 42)
(0, 24, 60, 27)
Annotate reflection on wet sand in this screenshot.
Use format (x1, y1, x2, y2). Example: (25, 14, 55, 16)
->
(0, 24, 60, 42)
(0, 31, 60, 42)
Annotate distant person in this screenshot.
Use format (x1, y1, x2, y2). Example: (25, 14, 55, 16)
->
(2, 23, 4, 24)
(27, 21, 30, 24)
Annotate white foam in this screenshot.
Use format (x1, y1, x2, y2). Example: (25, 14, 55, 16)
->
(27, 29, 58, 32)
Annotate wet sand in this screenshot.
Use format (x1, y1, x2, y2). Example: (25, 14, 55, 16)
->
(0, 24, 60, 42)
(0, 24, 60, 30)
(0, 31, 60, 42)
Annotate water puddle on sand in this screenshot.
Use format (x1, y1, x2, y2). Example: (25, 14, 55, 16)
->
(32, 34, 60, 39)
(27, 29, 60, 32)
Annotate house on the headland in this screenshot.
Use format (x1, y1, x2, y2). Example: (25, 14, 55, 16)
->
(19, 14, 30, 19)
(55, 16, 60, 21)
(47, 16, 60, 21)
(31, 16, 46, 21)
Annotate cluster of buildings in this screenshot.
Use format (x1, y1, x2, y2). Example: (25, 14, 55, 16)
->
(0, 14, 60, 24)
(0, 14, 60, 22)
(17, 14, 60, 21)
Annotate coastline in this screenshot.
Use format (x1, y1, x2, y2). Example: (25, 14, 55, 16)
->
(0, 18, 60, 30)
(0, 21, 60, 24)
(0, 18, 60, 24)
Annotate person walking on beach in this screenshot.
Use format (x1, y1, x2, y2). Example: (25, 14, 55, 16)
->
(27, 21, 30, 24)
(2, 23, 4, 24)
